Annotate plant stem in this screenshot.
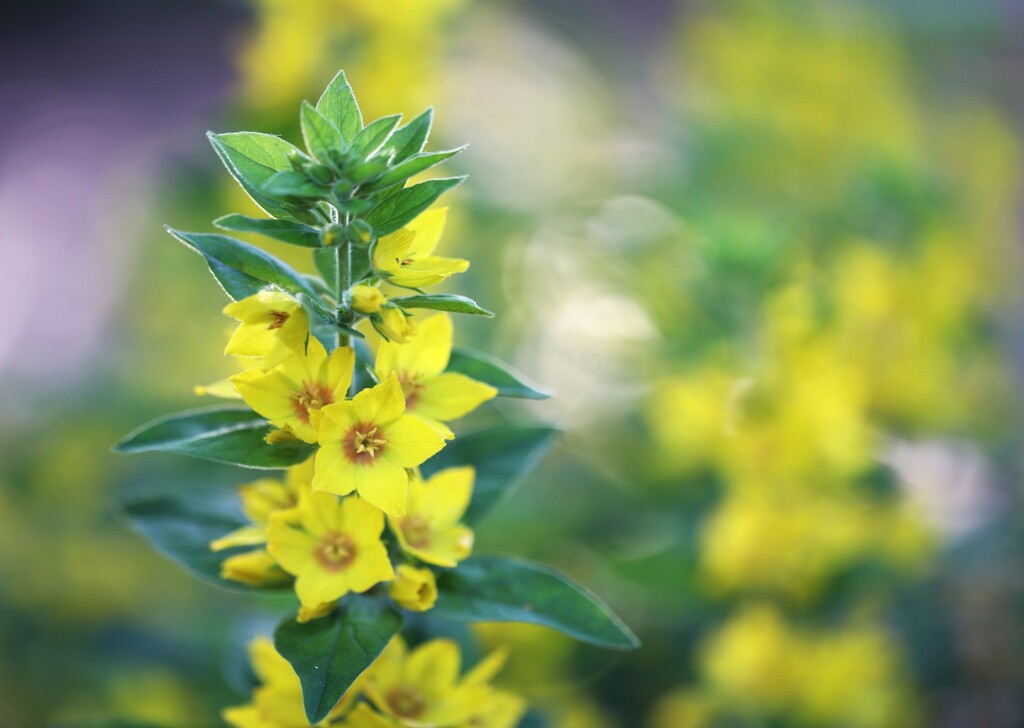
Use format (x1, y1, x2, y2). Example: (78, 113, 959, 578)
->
(334, 239, 353, 348)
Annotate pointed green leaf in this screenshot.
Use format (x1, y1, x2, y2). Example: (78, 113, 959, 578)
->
(313, 247, 339, 296)
(384, 108, 433, 162)
(208, 131, 314, 223)
(433, 556, 640, 650)
(365, 177, 466, 236)
(262, 170, 326, 199)
(447, 348, 551, 399)
(392, 293, 492, 317)
(167, 228, 319, 301)
(300, 100, 345, 163)
(351, 114, 402, 158)
(363, 147, 466, 193)
(315, 69, 363, 141)
(421, 424, 557, 524)
(113, 406, 314, 469)
(122, 487, 289, 593)
(214, 214, 322, 248)
(275, 596, 403, 724)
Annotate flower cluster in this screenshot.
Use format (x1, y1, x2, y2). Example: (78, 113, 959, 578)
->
(115, 68, 637, 728)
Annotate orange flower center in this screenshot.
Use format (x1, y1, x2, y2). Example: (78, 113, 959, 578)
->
(291, 381, 333, 423)
(345, 424, 387, 464)
(267, 310, 290, 330)
(314, 531, 356, 571)
(386, 684, 427, 719)
(401, 515, 432, 548)
(397, 371, 425, 409)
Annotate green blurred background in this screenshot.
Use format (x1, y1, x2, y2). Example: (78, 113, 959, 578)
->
(2, 0, 1024, 726)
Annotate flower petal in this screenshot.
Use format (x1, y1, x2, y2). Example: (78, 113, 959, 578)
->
(381, 415, 447, 468)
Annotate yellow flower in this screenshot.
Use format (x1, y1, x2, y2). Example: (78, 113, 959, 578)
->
(376, 315, 497, 438)
(373, 208, 468, 288)
(388, 564, 438, 612)
(231, 340, 355, 444)
(220, 549, 292, 588)
(364, 636, 503, 726)
(351, 284, 388, 314)
(372, 307, 418, 344)
(266, 491, 394, 608)
(457, 646, 526, 728)
(224, 636, 356, 728)
(193, 378, 242, 399)
(211, 459, 311, 552)
(312, 373, 447, 516)
(390, 467, 474, 567)
(223, 289, 309, 368)
(337, 704, 397, 728)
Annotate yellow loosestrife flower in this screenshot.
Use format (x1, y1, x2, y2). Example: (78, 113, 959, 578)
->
(373, 208, 469, 288)
(223, 289, 309, 368)
(388, 564, 438, 612)
(351, 284, 388, 314)
(312, 373, 446, 516)
(231, 339, 355, 444)
(376, 314, 497, 438)
(390, 467, 475, 567)
(211, 459, 312, 552)
(224, 637, 356, 728)
(364, 636, 504, 726)
(266, 491, 394, 609)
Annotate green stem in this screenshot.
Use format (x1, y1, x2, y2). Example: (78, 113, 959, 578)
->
(334, 239, 353, 348)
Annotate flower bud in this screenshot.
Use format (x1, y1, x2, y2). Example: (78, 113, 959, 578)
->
(349, 285, 387, 314)
(347, 219, 374, 245)
(371, 307, 418, 344)
(388, 564, 437, 612)
(321, 222, 345, 247)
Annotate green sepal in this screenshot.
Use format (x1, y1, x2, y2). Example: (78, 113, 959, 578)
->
(167, 228, 319, 301)
(214, 214, 322, 248)
(363, 147, 466, 193)
(207, 131, 316, 223)
(300, 100, 345, 164)
(433, 556, 640, 650)
(383, 108, 433, 163)
(275, 596, 403, 725)
(366, 176, 467, 236)
(447, 348, 551, 399)
(112, 406, 314, 469)
(121, 485, 291, 593)
(262, 170, 326, 199)
(421, 424, 558, 524)
(315, 69, 363, 142)
(296, 293, 341, 352)
(351, 114, 402, 158)
(392, 293, 493, 317)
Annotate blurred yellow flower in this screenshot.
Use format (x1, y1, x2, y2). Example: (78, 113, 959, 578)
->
(224, 289, 309, 368)
(211, 459, 312, 552)
(312, 373, 446, 516)
(374, 208, 469, 289)
(390, 467, 475, 568)
(232, 340, 355, 444)
(351, 284, 388, 314)
(266, 491, 394, 608)
(376, 314, 497, 438)
(373, 307, 419, 344)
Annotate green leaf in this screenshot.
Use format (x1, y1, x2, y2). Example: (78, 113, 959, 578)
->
(275, 596, 403, 724)
(296, 293, 342, 352)
(447, 348, 551, 399)
(214, 214, 322, 248)
(363, 147, 466, 193)
(421, 424, 557, 524)
(167, 228, 319, 301)
(384, 109, 433, 163)
(122, 487, 286, 593)
(301, 100, 345, 163)
(208, 131, 314, 223)
(316, 69, 363, 141)
(351, 114, 402, 158)
(113, 406, 314, 469)
(365, 177, 466, 236)
(313, 247, 338, 295)
(350, 338, 378, 395)
(263, 170, 326, 199)
(392, 293, 493, 317)
(433, 556, 640, 650)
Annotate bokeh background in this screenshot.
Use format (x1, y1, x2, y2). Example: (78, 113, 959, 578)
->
(2, 0, 1024, 726)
